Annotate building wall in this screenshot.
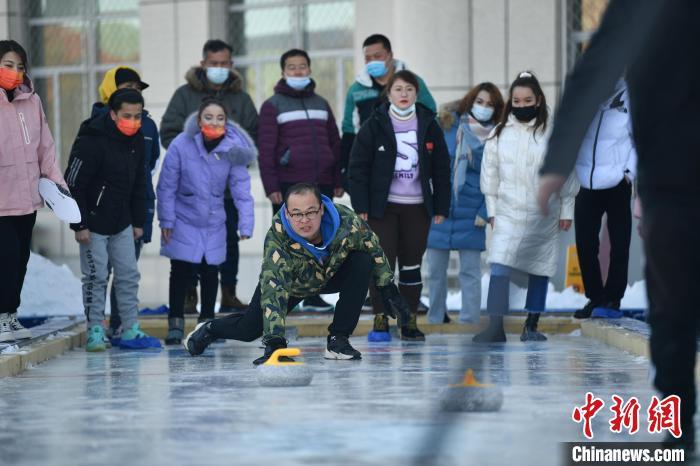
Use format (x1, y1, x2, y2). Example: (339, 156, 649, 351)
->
(2, 0, 644, 308)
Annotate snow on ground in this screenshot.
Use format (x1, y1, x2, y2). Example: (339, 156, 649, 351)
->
(18, 253, 83, 317)
(19, 252, 649, 316)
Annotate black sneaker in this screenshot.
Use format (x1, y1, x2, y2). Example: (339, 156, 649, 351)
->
(183, 321, 216, 356)
(362, 296, 373, 312)
(325, 335, 361, 360)
(574, 300, 600, 319)
(253, 337, 293, 365)
(301, 295, 334, 312)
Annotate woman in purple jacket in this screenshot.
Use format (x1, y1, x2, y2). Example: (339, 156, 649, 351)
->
(157, 98, 256, 344)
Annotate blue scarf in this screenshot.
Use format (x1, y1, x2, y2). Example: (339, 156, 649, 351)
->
(280, 195, 340, 263)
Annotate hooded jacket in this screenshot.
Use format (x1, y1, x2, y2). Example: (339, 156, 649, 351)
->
(348, 103, 451, 219)
(257, 79, 342, 195)
(0, 76, 67, 217)
(574, 81, 637, 190)
(481, 114, 579, 277)
(160, 67, 258, 148)
(259, 200, 394, 341)
(156, 114, 256, 265)
(90, 103, 160, 243)
(340, 59, 436, 190)
(427, 102, 489, 251)
(64, 111, 146, 235)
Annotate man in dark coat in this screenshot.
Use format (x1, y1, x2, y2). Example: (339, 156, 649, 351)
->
(538, 0, 700, 451)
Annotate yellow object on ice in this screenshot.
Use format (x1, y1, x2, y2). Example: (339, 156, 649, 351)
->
(565, 244, 585, 294)
(449, 369, 492, 388)
(264, 347, 304, 366)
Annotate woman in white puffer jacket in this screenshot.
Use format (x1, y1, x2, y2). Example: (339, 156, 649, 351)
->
(473, 72, 579, 343)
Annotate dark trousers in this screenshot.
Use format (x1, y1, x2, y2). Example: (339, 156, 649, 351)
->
(574, 180, 632, 303)
(209, 251, 372, 341)
(367, 203, 431, 315)
(644, 196, 700, 436)
(219, 197, 239, 287)
(271, 183, 334, 215)
(108, 240, 143, 330)
(170, 259, 219, 320)
(0, 212, 36, 316)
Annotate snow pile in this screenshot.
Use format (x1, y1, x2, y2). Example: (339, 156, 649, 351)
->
(435, 275, 647, 311)
(18, 253, 83, 317)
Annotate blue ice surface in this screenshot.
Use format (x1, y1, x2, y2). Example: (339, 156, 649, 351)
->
(0, 334, 694, 466)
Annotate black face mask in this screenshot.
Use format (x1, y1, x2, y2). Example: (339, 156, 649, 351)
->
(512, 105, 538, 122)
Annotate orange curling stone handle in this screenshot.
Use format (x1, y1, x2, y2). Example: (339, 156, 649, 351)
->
(448, 369, 493, 388)
(264, 347, 304, 366)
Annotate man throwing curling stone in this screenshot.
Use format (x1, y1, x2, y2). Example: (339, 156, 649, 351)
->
(183, 182, 411, 364)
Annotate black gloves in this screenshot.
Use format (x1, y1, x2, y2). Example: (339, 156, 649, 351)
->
(377, 283, 411, 326)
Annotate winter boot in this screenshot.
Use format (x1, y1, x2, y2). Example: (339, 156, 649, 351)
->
(368, 314, 391, 342)
(165, 317, 185, 345)
(400, 312, 426, 341)
(184, 286, 199, 315)
(0, 313, 15, 343)
(183, 320, 217, 356)
(574, 300, 600, 319)
(8, 314, 31, 340)
(86, 325, 107, 352)
(325, 334, 361, 360)
(473, 315, 506, 343)
(520, 312, 547, 341)
(219, 284, 248, 313)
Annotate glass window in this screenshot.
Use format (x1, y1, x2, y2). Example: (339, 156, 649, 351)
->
(30, 23, 85, 67)
(567, 0, 609, 69)
(97, 18, 139, 63)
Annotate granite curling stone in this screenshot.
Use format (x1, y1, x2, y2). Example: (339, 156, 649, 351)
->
(256, 348, 313, 387)
(440, 369, 503, 412)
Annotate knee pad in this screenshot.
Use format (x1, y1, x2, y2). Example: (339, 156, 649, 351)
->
(399, 265, 422, 286)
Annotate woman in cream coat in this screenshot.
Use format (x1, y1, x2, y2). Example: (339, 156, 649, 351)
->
(473, 72, 579, 343)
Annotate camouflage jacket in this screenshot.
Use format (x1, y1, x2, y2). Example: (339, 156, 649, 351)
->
(260, 203, 393, 341)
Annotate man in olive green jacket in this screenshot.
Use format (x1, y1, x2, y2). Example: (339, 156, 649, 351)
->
(183, 183, 411, 364)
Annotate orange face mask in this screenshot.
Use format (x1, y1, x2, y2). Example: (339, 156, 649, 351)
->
(0, 68, 24, 91)
(116, 118, 141, 136)
(201, 124, 226, 140)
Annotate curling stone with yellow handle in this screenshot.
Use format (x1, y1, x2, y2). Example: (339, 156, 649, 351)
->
(256, 348, 314, 387)
(440, 369, 504, 412)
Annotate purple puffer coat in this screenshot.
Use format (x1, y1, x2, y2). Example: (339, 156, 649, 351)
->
(157, 114, 256, 265)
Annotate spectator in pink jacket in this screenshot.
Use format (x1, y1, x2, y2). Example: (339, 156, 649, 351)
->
(0, 40, 68, 343)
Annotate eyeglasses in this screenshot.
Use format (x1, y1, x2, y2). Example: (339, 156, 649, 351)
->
(286, 207, 322, 222)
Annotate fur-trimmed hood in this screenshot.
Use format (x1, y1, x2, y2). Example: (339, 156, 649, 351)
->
(183, 112, 257, 166)
(184, 66, 244, 94)
(438, 100, 462, 130)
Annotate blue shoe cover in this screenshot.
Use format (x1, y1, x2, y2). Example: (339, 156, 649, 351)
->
(117, 336, 162, 349)
(368, 330, 391, 342)
(139, 305, 169, 315)
(591, 307, 624, 319)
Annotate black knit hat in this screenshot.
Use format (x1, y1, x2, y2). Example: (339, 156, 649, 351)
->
(114, 67, 149, 90)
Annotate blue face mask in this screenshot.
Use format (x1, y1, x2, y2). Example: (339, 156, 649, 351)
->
(366, 60, 388, 78)
(206, 67, 229, 85)
(285, 76, 311, 90)
(471, 104, 494, 122)
(390, 103, 416, 117)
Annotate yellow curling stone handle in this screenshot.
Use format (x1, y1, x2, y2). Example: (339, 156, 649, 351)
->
(448, 369, 492, 388)
(264, 347, 304, 366)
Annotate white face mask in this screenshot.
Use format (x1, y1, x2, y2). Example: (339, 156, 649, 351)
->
(390, 103, 416, 117)
(206, 67, 229, 85)
(471, 103, 494, 122)
(285, 75, 311, 90)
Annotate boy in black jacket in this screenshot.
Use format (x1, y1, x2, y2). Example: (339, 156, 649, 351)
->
(65, 88, 158, 351)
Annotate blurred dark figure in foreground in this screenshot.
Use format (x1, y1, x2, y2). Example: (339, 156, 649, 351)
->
(538, 0, 699, 452)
